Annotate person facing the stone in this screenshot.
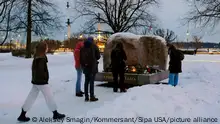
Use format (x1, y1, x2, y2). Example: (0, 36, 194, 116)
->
(167, 43, 184, 87)
(17, 42, 65, 122)
(80, 37, 100, 102)
(111, 42, 127, 92)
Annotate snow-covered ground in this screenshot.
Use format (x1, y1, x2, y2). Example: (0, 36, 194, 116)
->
(1, 53, 220, 124)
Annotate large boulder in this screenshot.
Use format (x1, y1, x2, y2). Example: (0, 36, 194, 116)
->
(103, 32, 168, 71)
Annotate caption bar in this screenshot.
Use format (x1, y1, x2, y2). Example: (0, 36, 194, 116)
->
(31, 116, 218, 123)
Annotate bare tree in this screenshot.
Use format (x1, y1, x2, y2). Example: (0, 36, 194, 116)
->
(0, 0, 16, 45)
(185, 0, 220, 29)
(0, 0, 62, 58)
(154, 29, 177, 43)
(141, 26, 152, 35)
(192, 35, 202, 50)
(74, 0, 159, 33)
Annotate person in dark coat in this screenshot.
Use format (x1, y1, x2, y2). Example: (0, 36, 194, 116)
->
(167, 44, 184, 87)
(80, 37, 100, 102)
(17, 42, 65, 122)
(111, 42, 127, 92)
(194, 49, 197, 55)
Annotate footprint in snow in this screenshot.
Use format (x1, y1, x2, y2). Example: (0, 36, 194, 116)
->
(174, 105, 183, 112)
(190, 98, 200, 105)
(64, 80, 71, 82)
(152, 94, 166, 103)
(131, 96, 137, 101)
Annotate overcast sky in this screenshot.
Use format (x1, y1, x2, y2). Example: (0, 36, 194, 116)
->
(52, 0, 220, 43)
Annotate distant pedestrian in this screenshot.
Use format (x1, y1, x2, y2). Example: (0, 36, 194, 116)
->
(80, 37, 100, 102)
(194, 49, 197, 55)
(167, 44, 184, 87)
(74, 40, 84, 97)
(110, 42, 127, 92)
(17, 42, 65, 122)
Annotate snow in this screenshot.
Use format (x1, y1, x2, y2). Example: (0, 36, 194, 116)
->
(107, 32, 167, 45)
(107, 32, 141, 43)
(0, 52, 122, 123)
(1, 53, 220, 124)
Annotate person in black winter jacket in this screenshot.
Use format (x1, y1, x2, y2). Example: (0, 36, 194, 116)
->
(111, 42, 127, 92)
(17, 42, 65, 122)
(167, 44, 184, 87)
(80, 37, 100, 102)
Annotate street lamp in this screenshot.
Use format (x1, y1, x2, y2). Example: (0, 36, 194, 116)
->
(66, 1, 72, 40)
(66, 2, 70, 8)
(79, 34, 83, 39)
(97, 34, 102, 41)
(63, 34, 68, 41)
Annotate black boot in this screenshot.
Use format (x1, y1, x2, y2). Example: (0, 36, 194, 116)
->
(75, 92, 83, 97)
(113, 88, 118, 92)
(120, 88, 127, 93)
(90, 96, 98, 102)
(53, 110, 65, 119)
(85, 95, 89, 102)
(17, 109, 30, 122)
(80, 91, 84, 94)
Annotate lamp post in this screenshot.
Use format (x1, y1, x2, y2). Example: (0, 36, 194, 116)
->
(66, 1, 71, 40)
(18, 34, 21, 49)
(97, 13, 101, 42)
(65, 1, 72, 52)
(10, 39, 12, 51)
(64, 34, 68, 40)
(186, 22, 190, 49)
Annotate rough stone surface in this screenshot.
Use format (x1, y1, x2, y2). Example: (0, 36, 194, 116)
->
(103, 32, 168, 71)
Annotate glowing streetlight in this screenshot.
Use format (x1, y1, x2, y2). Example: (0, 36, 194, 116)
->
(97, 34, 102, 41)
(186, 31, 190, 36)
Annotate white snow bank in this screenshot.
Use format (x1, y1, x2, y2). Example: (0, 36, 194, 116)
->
(107, 32, 167, 45)
(107, 32, 141, 43)
(77, 83, 220, 124)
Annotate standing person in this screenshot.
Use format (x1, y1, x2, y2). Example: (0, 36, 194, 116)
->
(194, 49, 197, 55)
(111, 42, 127, 92)
(74, 40, 84, 97)
(17, 42, 65, 122)
(80, 37, 100, 102)
(167, 44, 184, 87)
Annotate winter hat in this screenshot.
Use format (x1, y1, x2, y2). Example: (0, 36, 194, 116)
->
(84, 37, 94, 48)
(87, 37, 94, 43)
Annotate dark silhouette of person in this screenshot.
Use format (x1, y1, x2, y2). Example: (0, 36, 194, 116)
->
(111, 42, 127, 92)
(167, 44, 184, 86)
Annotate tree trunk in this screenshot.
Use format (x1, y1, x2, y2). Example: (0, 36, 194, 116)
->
(26, 0, 32, 58)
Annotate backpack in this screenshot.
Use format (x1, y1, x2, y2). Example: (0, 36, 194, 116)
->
(80, 46, 95, 68)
